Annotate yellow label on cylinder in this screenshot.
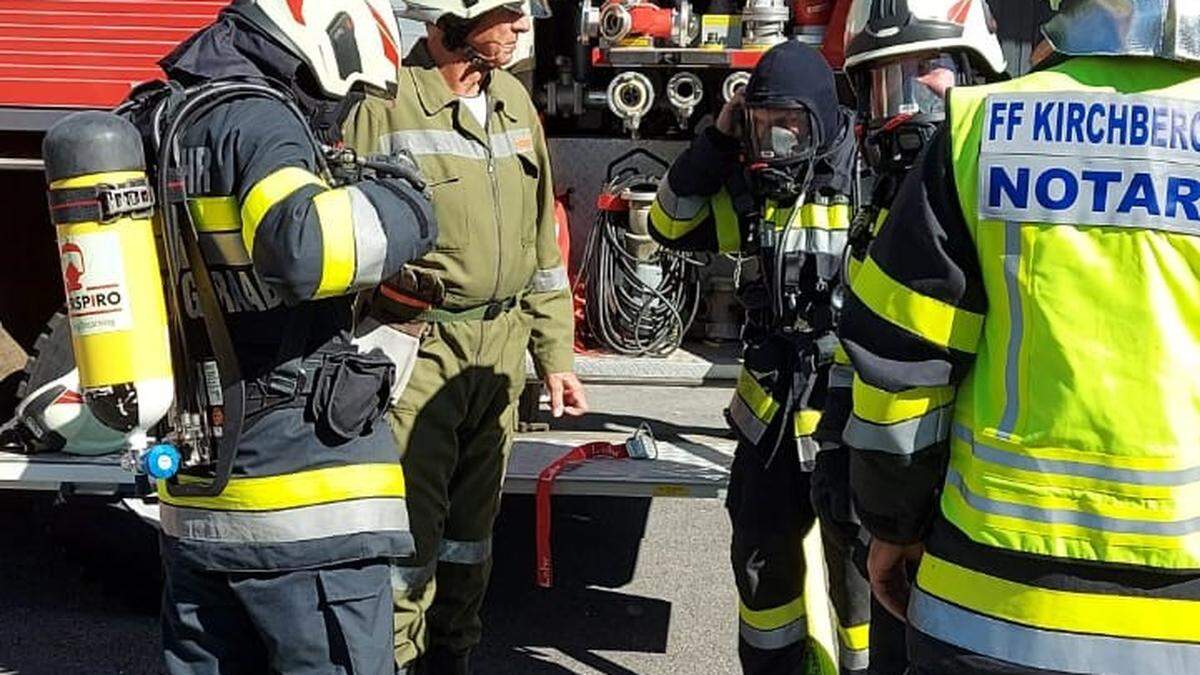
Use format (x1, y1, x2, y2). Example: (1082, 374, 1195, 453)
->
(52, 171, 172, 389)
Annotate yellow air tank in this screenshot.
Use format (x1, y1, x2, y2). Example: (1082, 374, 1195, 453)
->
(42, 111, 174, 454)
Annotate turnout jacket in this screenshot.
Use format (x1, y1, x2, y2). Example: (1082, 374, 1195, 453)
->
(649, 122, 856, 460)
(841, 57, 1200, 674)
(153, 13, 436, 572)
(345, 41, 574, 376)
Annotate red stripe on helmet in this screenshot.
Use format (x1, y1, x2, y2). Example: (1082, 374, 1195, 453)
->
(947, 0, 972, 25)
(368, 4, 400, 68)
(287, 0, 307, 25)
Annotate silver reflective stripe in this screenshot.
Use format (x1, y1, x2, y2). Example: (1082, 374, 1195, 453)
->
(910, 587, 1200, 675)
(839, 645, 870, 672)
(998, 221, 1023, 436)
(783, 226, 849, 256)
(159, 497, 409, 544)
(531, 266, 569, 293)
(739, 618, 807, 651)
(489, 129, 533, 159)
(945, 468, 1200, 535)
(728, 394, 769, 445)
(347, 186, 387, 290)
(438, 537, 492, 564)
(391, 560, 436, 593)
(954, 424, 1200, 487)
(798, 435, 821, 471)
(843, 406, 951, 456)
(829, 364, 854, 389)
(198, 232, 252, 267)
(655, 178, 708, 221)
(381, 130, 486, 160)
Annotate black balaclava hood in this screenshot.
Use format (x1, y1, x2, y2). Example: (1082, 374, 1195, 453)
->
(744, 40, 841, 151)
(158, 5, 359, 144)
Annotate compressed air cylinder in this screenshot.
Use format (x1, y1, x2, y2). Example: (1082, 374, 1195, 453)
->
(42, 111, 174, 452)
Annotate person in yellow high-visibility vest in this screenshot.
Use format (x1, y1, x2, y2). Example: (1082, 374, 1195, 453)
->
(841, 1, 1200, 672)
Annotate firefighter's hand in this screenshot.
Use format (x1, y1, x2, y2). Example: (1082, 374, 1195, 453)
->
(868, 538, 924, 622)
(716, 91, 745, 139)
(365, 150, 427, 194)
(544, 372, 588, 418)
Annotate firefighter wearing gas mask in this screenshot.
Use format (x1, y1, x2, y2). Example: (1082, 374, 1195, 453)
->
(838, 0, 1200, 672)
(43, 1, 439, 672)
(344, 1, 585, 673)
(650, 40, 868, 675)
(809, 2, 1009, 672)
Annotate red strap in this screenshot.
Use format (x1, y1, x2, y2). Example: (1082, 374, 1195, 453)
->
(379, 285, 432, 310)
(535, 441, 629, 587)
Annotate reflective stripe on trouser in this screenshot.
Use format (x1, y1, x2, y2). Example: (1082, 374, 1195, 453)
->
(387, 304, 530, 667)
(835, 620, 870, 673)
(728, 369, 824, 461)
(728, 430, 872, 675)
(909, 551, 1200, 675)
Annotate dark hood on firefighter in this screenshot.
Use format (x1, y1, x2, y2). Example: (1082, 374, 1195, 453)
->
(744, 40, 842, 153)
(158, 6, 357, 143)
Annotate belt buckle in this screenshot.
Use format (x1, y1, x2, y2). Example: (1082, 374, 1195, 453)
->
(483, 302, 503, 321)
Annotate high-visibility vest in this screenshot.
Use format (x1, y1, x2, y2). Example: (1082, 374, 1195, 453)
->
(909, 56, 1200, 674)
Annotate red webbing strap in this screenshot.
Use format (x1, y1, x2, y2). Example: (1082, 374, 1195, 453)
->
(535, 441, 629, 588)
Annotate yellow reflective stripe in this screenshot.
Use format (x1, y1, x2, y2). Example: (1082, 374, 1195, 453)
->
(189, 196, 242, 233)
(853, 375, 955, 425)
(311, 188, 357, 298)
(833, 343, 850, 366)
(795, 409, 822, 437)
(798, 203, 850, 230)
(158, 463, 406, 511)
(847, 255, 863, 284)
(872, 208, 890, 236)
(800, 203, 830, 230)
(837, 622, 870, 651)
(739, 596, 806, 631)
(240, 167, 327, 254)
(713, 188, 741, 253)
(852, 255, 984, 352)
(649, 198, 711, 241)
(737, 370, 779, 422)
(917, 553, 1200, 643)
(829, 202, 851, 230)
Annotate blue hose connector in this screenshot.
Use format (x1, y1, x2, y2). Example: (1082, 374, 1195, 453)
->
(142, 443, 181, 480)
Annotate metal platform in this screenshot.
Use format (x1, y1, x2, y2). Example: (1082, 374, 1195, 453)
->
(531, 342, 740, 385)
(0, 384, 737, 501)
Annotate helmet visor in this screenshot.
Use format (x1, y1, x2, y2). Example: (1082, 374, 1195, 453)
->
(865, 53, 958, 125)
(745, 105, 819, 166)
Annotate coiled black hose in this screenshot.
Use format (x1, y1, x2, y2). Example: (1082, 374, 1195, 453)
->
(578, 175, 702, 357)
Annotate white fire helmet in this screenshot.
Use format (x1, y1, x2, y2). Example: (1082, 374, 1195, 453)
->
(843, 0, 1007, 75)
(237, 0, 404, 98)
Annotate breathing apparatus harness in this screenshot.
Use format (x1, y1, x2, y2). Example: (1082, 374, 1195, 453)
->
(115, 79, 421, 497)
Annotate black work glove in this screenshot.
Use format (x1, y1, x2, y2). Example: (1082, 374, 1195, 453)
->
(364, 149, 427, 194)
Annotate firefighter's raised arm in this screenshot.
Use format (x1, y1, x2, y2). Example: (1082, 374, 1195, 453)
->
(232, 98, 437, 304)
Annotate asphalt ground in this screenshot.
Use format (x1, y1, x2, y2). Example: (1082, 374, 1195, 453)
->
(0, 383, 836, 674)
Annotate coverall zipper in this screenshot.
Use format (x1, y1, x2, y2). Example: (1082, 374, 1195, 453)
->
(487, 114, 504, 302)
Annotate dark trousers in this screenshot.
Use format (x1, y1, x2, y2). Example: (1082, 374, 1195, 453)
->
(727, 435, 873, 675)
(162, 554, 395, 675)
